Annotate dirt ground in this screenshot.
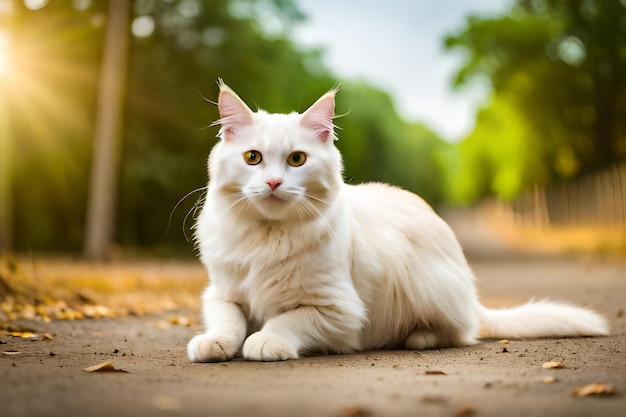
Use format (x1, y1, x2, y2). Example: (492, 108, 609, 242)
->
(1, 214, 625, 417)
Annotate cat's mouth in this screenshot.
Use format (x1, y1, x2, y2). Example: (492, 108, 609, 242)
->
(267, 193, 285, 203)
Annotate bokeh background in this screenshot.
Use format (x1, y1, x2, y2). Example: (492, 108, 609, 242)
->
(0, 0, 625, 260)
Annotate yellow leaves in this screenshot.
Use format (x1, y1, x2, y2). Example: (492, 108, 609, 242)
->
(1, 326, 54, 341)
(83, 361, 128, 373)
(0, 257, 205, 326)
(542, 361, 564, 369)
(154, 315, 195, 329)
(1, 298, 123, 324)
(340, 405, 371, 417)
(80, 305, 115, 319)
(168, 315, 193, 326)
(455, 405, 475, 416)
(9, 331, 53, 341)
(572, 382, 615, 397)
(536, 360, 616, 398)
(10, 331, 35, 338)
(541, 361, 562, 384)
(542, 376, 557, 384)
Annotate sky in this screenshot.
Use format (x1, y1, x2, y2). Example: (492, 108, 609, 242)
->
(293, 0, 515, 141)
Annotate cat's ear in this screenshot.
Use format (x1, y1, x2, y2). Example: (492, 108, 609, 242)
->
(215, 79, 254, 140)
(301, 87, 338, 143)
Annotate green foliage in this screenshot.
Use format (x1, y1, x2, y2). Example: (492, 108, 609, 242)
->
(446, 92, 542, 204)
(446, 0, 626, 204)
(4, 0, 447, 253)
(335, 83, 451, 205)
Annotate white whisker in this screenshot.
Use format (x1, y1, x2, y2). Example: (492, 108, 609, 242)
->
(162, 186, 208, 241)
(298, 196, 335, 239)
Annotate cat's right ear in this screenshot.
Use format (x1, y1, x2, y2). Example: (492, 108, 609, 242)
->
(301, 87, 338, 143)
(214, 79, 254, 141)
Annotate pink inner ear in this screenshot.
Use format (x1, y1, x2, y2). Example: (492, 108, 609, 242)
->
(302, 93, 335, 142)
(218, 90, 254, 139)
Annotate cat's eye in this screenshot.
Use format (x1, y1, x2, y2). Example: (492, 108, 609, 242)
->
(244, 150, 262, 165)
(287, 151, 307, 167)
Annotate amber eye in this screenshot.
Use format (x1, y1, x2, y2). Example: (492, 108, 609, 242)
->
(287, 151, 307, 167)
(244, 150, 262, 165)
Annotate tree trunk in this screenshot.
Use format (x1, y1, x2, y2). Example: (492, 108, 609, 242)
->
(84, 0, 131, 261)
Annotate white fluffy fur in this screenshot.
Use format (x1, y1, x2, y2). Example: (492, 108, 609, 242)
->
(187, 82, 609, 362)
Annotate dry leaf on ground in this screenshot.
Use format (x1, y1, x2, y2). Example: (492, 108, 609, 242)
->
(421, 395, 448, 404)
(341, 404, 371, 417)
(3, 351, 21, 356)
(10, 331, 53, 341)
(455, 405, 475, 416)
(542, 376, 557, 384)
(572, 382, 615, 397)
(83, 361, 128, 373)
(542, 361, 563, 369)
(169, 316, 193, 326)
(425, 370, 447, 375)
(498, 339, 509, 345)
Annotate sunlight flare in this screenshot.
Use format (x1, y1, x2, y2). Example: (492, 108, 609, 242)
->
(0, 53, 8, 76)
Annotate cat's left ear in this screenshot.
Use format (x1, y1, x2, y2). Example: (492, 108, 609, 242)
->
(301, 87, 338, 143)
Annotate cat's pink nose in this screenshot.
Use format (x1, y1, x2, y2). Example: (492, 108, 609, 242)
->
(266, 179, 282, 191)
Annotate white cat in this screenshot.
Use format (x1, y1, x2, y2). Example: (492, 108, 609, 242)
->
(187, 80, 608, 362)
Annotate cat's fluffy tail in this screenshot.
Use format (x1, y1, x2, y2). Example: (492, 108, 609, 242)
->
(478, 300, 609, 339)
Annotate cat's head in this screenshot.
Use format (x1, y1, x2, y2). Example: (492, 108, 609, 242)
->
(207, 80, 343, 223)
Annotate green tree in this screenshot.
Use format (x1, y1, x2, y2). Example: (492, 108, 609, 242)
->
(119, 0, 337, 251)
(335, 83, 450, 206)
(2, 0, 448, 254)
(445, 0, 626, 203)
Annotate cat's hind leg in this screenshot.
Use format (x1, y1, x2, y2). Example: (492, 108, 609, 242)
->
(404, 329, 441, 350)
(404, 326, 478, 350)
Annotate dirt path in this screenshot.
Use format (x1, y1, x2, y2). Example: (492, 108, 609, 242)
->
(1, 257, 625, 417)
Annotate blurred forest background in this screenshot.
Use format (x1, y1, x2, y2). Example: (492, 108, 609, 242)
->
(0, 0, 625, 259)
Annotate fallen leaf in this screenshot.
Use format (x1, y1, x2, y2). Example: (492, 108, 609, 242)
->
(153, 395, 182, 411)
(341, 405, 371, 417)
(10, 331, 36, 338)
(169, 316, 192, 326)
(542, 361, 564, 369)
(542, 376, 557, 384)
(572, 382, 615, 397)
(154, 320, 169, 330)
(425, 370, 447, 375)
(421, 395, 448, 404)
(81, 305, 114, 319)
(498, 339, 509, 345)
(9, 331, 53, 341)
(83, 361, 128, 373)
(3, 351, 21, 356)
(455, 405, 475, 416)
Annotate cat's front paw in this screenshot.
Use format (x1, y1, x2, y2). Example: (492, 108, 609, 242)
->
(187, 333, 240, 362)
(242, 331, 298, 361)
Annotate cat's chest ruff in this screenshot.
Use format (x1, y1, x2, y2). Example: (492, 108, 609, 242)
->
(211, 223, 327, 322)
(202, 217, 324, 281)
